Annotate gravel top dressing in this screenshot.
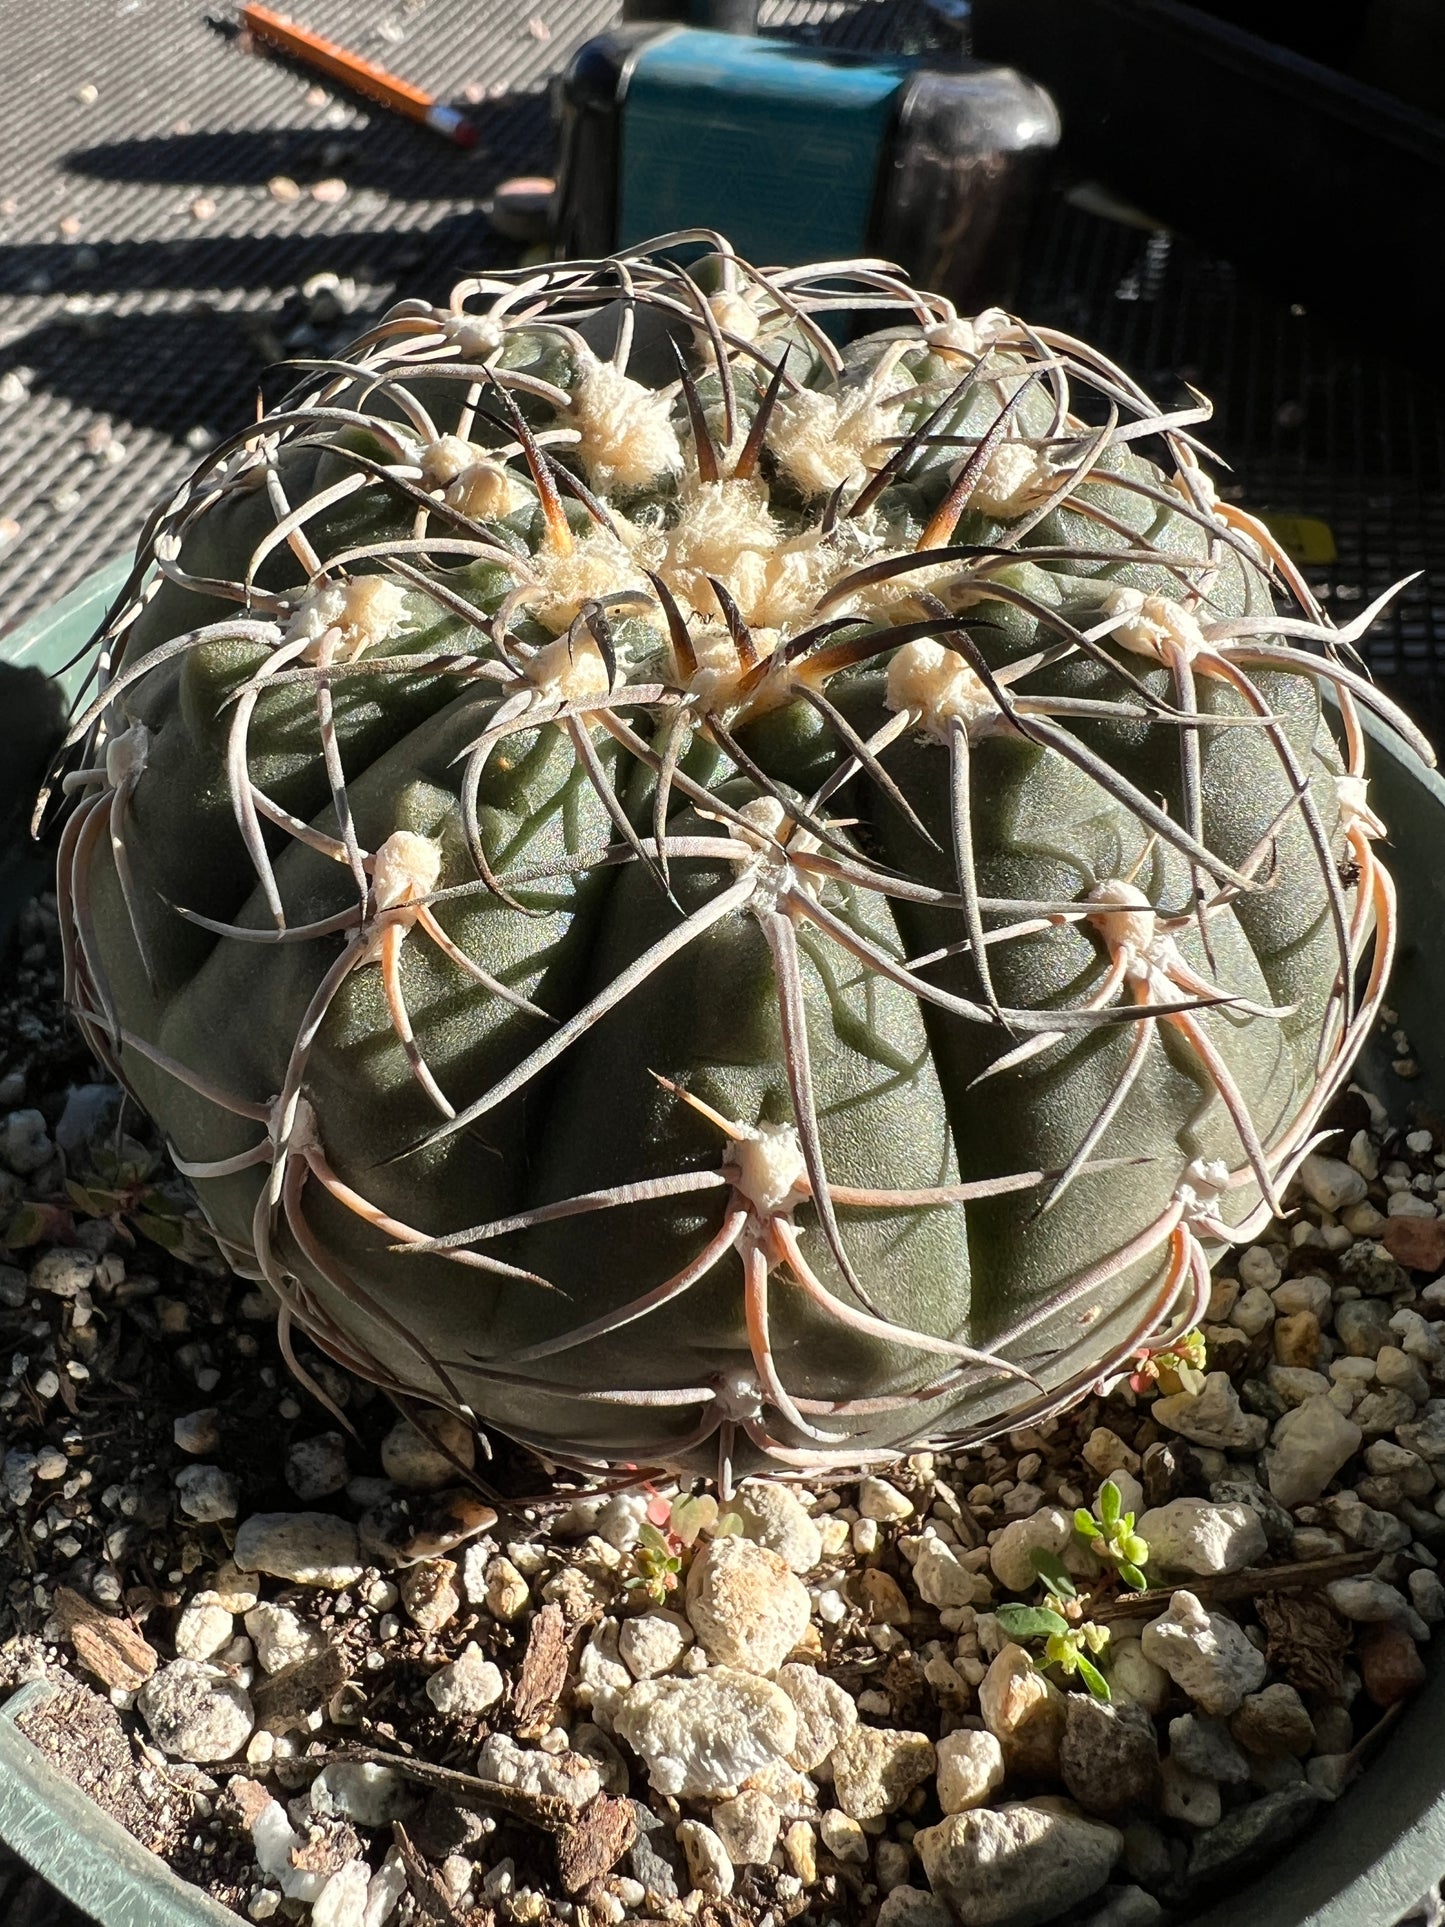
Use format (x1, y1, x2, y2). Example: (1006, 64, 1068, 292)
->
(3, 883, 1445, 1927)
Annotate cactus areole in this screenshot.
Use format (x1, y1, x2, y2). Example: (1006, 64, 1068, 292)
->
(50, 237, 1424, 1486)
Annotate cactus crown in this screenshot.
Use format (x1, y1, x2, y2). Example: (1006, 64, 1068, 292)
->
(51, 234, 1423, 1487)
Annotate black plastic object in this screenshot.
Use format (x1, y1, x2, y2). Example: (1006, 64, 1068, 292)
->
(551, 26, 1059, 313)
(970, 0, 1445, 339)
(876, 62, 1061, 317)
(623, 0, 760, 31)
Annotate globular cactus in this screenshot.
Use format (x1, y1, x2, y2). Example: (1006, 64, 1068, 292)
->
(49, 235, 1424, 1485)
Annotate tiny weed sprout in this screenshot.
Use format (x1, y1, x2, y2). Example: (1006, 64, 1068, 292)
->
(49, 235, 1421, 1485)
(624, 1521, 683, 1604)
(666, 1491, 719, 1546)
(6, 1138, 217, 1265)
(1075, 1476, 1151, 1590)
(995, 1598, 1113, 1702)
(1128, 1325, 1209, 1396)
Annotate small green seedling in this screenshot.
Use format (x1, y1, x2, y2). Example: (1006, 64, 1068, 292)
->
(5, 1140, 216, 1266)
(995, 1597, 1112, 1701)
(624, 1521, 683, 1604)
(1075, 1476, 1150, 1590)
(1129, 1327, 1208, 1397)
(666, 1492, 718, 1547)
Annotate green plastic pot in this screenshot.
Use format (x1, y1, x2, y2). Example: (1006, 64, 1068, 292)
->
(3, 562, 1444, 1926)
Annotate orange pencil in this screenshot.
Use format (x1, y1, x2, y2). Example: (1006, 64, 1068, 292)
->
(240, 3, 479, 147)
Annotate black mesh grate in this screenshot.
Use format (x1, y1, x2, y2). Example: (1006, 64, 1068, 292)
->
(0, 0, 597, 627)
(1012, 191, 1445, 736)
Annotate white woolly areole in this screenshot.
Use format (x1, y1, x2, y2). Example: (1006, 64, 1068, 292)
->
(707, 289, 762, 343)
(885, 638, 996, 740)
(1086, 877, 1157, 961)
(733, 796, 789, 846)
(685, 620, 779, 708)
(286, 577, 408, 664)
(745, 536, 841, 633)
(1172, 466, 1219, 510)
(421, 435, 484, 487)
(444, 314, 506, 360)
(104, 721, 150, 786)
(664, 477, 779, 593)
(1177, 1156, 1230, 1211)
(447, 461, 530, 521)
(712, 1367, 763, 1420)
(925, 309, 1011, 361)
(1101, 587, 1206, 663)
(1337, 772, 1386, 837)
(525, 632, 613, 703)
(529, 529, 656, 635)
(768, 376, 907, 500)
(969, 440, 1057, 518)
(418, 439, 530, 520)
(287, 1094, 323, 1156)
(727, 1121, 808, 1216)
(658, 478, 849, 638)
(372, 830, 442, 911)
(569, 350, 683, 492)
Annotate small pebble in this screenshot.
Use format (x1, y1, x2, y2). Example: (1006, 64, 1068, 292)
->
(137, 1659, 253, 1762)
(380, 1412, 475, 1490)
(685, 1535, 810, 1674)
(777, 1661, 858, 1772)
(614, 1667, 796, 1800)
(935, 1727, 1006, 1814)
(244, 1602, 324, 1674)
(285, 1431, 350, 1501)
(234, 1512, 363, 1588)
(710, 1788, 781, 1865)
(735, 1481, 823, 1571)
(173, 1409, 220, 1455)
(2, 1109, 54, 1174)
(426, 1641, 504, 1717)
(1139, 1592, 1266, 1716)
(859, 1477, 914, 1521)
(311, 1761, 417, 1828)
(400, 1557, 461, 1636)
(175, 1464, 240, 1522)
(172, 1592, 236, 1661)
(831, 1726, 936, 1821)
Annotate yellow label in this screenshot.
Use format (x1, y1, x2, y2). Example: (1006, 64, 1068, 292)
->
(1254, 512, 1337, 565)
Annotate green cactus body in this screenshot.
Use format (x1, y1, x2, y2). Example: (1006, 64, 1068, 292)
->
(53, 242, 1417, 1482)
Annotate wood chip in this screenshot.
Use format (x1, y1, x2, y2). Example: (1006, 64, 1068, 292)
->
(1095, 1550, 1376, 1622)
(291, 1821, 362, 1874)
(392, 1821, 453, 1922)
(219, 1776, 274, 1831)
(251, 1643, 348, 1733)
(320, 1744, 570, 1832)
(54, 1585, 158, 1692)
(557, 1793, 637, 1894)
(1256, 1588, 1351, 1698)
(513, 1601, 569, 1735)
